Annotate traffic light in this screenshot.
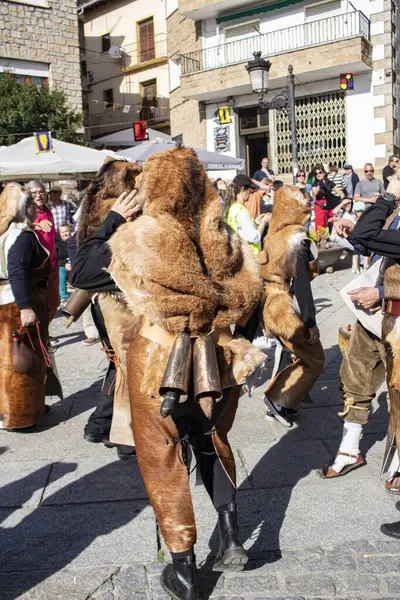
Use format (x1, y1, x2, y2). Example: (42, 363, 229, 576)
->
(340, 73, 354, 91)
(133, 120, 148, 142)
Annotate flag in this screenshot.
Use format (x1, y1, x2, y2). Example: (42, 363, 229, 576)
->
(133, 120, 148, 142)
(34, 131, 54, 154)
(218, 106, 231, 124)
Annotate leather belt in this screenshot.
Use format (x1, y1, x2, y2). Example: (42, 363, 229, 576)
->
(139, 317, 233, 348)
(384, 299, 400, 316)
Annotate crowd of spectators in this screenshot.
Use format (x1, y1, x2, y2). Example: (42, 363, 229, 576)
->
(211, 155, 400, 277)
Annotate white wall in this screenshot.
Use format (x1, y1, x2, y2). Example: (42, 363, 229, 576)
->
(206, 103, 237, 155)
(345, 72, 375, 169)
(202, 0, 352, 50)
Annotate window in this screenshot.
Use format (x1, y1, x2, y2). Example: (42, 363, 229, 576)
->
(239, 106, 269, 134)
(102, 33, 111, 53)
(305, 0, 341, 21)
(224, 20, 260, 43)
(103, 88, 114, 107)
(138, 18, 155, 62)
(140, 79, 157, 121)
(0, 58, 49, 86)
(141, 79, 157, 101)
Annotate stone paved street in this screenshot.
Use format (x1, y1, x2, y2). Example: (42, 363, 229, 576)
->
(2, 264, 400, 599)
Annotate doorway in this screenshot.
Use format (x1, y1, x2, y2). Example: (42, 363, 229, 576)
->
(245, 133, 269, 177)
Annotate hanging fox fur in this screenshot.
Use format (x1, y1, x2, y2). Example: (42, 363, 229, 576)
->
(108, 146, 263, 336)
(260, 184, 312, 341)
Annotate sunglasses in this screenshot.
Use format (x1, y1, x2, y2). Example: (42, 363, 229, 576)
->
(364, 170, 374, 173)
(316, 171, 324, 175)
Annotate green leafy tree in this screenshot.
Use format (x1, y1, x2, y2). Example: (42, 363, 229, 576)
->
(0, 72, 84, 146)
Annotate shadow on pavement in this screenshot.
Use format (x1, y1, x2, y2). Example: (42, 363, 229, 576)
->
(0, 460, 150, 600)
(200, 342, 387, 596)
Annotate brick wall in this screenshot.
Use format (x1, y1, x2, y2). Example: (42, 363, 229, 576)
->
(370, 0, 397, 167)
(0, 0, 82, 111)
(167, 8, 206, 147)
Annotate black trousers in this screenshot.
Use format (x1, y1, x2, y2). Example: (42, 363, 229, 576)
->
(84, 365, 115, 436)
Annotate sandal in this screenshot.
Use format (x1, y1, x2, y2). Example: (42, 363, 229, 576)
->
(385, 473, 400, 495)
(316, 452, 366, 479)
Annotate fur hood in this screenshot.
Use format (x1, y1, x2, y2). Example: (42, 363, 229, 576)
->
(108, 147, 262, 335)
(77, 157, 141, 246)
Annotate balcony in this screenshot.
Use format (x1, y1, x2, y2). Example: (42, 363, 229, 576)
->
(181, 11, 370, 75)
(88, 97, 170, 138)
(122, 34, 168, 73)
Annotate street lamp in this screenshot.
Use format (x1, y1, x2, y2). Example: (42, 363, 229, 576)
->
(246, 51, 298, 184)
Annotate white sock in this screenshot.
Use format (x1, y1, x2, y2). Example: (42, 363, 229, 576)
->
(332, 422, 362, 473)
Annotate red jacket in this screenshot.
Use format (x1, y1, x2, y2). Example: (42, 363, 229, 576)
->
(34, 206, 57, 268)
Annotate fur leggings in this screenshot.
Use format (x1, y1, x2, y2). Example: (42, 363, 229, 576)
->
(127, 334, 239, 553)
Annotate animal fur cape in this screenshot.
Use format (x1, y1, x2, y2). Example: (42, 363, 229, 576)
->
(260, 184, 312, 341)
(108, 146, 263, 336)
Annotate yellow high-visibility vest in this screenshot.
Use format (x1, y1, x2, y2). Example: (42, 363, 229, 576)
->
(226, 202, 261, 254)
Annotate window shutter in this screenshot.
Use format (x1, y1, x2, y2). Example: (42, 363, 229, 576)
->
(139, 18, 155, 62)
(305, 0, 342, 20)
(225, 21, 259, 42)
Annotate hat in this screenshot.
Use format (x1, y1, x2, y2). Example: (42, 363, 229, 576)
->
(344, 165, 353, 170)
(50, 186, 62, 193)
(232, 174, 258, 189)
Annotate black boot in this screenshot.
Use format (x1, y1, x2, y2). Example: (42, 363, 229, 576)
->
(213, 502, 248, 572)
(161, 552, 199, 600)
(381, 520, 400, 539)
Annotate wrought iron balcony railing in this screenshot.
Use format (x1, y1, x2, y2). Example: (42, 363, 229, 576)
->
(122, 34, 167, 70)
(87, 97, 170, 137)
(181, 11, 370, 75)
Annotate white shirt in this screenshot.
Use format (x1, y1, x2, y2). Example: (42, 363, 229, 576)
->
(236, 210, 261, 244)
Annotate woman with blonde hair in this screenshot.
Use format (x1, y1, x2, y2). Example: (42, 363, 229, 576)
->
(0, 183, 50, 430)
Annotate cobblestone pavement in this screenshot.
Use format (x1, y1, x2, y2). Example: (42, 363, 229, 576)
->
(2, 264, 400, 600)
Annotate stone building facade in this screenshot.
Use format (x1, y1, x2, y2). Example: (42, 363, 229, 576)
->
(167, 7, 206, 147)
(167, 0, 399, 179)
(369, 0, 398, 170)
(0, 0, 82, 111)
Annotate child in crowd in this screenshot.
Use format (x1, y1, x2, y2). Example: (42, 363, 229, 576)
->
(56, 223, 73, 305)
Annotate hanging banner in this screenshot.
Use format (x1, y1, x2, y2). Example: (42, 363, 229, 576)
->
(218, 106, 231, 124)
(133, 120, 148, 142)
(34, 131, 54, 154)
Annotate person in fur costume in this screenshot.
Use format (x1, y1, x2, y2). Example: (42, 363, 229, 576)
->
(260, 185, 325, 427)
(0, 183, 50, 429)
(108, 146, 266, 600)
(336, 193, 400, 538)
(69, 158, 142, 457)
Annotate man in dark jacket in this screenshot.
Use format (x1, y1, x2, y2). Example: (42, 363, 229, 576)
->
(343, 164, 360, 198)
(382, 155, 399, 190)
(70, 191, 140, 460)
